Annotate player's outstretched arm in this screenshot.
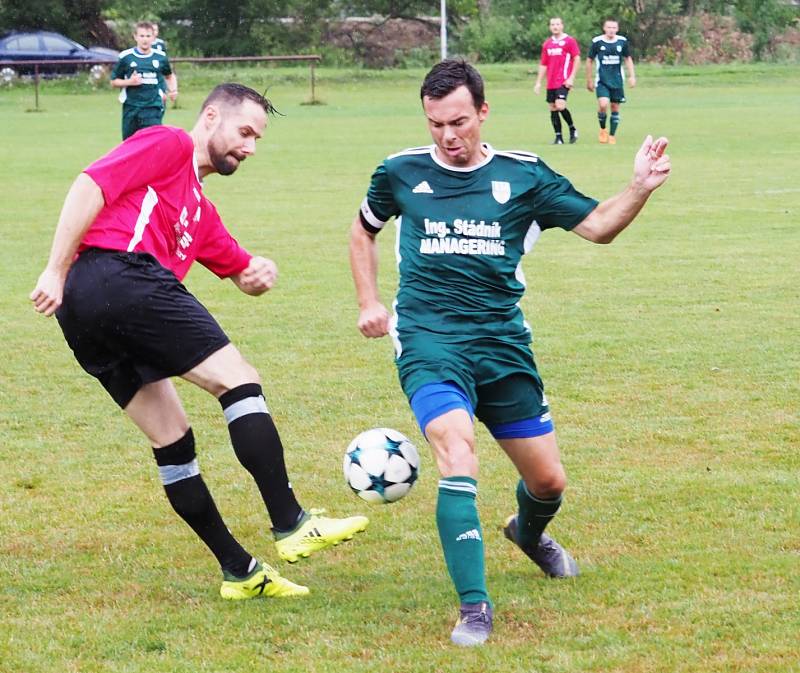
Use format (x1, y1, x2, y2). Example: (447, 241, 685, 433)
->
(30, 173, 104, 316)
(231, 256, 278, 296)
(572, 135, 670, 244)
(585, 59, 595, 91)
(349, 215, 389, 338)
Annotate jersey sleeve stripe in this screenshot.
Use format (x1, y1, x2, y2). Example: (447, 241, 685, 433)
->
(360, 197, 387, 232)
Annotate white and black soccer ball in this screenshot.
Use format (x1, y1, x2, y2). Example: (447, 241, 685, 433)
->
(343, 428, 420, 504)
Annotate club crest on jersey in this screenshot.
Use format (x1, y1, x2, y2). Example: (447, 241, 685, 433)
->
(491, 181, 510, 204)
(617, 45, 622, 52)
(153, 59, 160, 67)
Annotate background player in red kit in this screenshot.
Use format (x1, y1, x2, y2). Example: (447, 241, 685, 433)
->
(533, 17, 581, 144)
(30, 83, 368, 601)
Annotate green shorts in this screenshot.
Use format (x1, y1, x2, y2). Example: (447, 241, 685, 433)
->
(122, 104, 165, 140)
(396, 335, 549, 426)
(596, 82, 626, 103)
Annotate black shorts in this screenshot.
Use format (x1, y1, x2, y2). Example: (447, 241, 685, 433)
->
(56, 249, 230, 408)
(546, 86, 570, 103)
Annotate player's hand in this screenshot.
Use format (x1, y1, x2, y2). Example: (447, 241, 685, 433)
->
(586, 81, 595, 92)
(167, 89, 178, 102)
(358, 302, 390, 338)
(30, 268, 66, 317)
(629, 76, 637, 88)
(564, 77, 574, 89)
(533, 82, 541, 95)
(233, 256, 277, 296)
(129, 70, 142, 86)
(633, 135, 671, 192)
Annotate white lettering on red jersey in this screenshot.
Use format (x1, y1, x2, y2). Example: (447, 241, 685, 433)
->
(81, 126, 251, 281)
(539, 35, 580, 89)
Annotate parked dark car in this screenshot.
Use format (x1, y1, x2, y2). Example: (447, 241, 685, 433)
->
(0, 30, 118, 78)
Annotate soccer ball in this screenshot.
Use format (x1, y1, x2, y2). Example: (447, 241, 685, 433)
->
(343, 428, 420, 504)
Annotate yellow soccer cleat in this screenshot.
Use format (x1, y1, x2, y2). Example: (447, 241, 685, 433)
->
(608, 134, 617, 145)
(275, 508, 369, 563)
(220, 561, 309, 600)
(598, 128, 609, 143)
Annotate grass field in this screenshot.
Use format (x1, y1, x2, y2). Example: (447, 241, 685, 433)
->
(0, 63, 798, 673)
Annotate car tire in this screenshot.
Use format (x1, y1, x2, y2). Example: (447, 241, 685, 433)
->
(1, 66, 18, 84)
(88, 63, 108, 84)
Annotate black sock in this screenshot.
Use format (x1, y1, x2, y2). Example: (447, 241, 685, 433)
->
(550, 111, 562, 135)
(560, 108, 574, 129)
(153, 429, 252, 577)
(598, 111, 607, 129)
(220, 384, 304, 531)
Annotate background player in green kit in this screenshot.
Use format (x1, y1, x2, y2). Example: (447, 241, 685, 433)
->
(586, 19, 636, 144)
(111, 21, 178, 140)
(349, 59, 671, 647)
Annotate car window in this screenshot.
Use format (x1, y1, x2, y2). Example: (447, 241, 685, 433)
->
(42, 35, 78, 52)
(6, 35, 40, 51)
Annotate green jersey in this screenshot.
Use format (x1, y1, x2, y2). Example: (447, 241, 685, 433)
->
(588, 35, 630, 89)
(112, 47, 172, 108)
(360, 144, 598, 345)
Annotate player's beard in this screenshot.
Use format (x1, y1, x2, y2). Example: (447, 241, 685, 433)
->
(207, 131, 240, 176)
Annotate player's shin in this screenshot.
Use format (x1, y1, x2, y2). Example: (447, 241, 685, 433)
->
(153, 428, 253, 576)
(219, 384, 304, 532)
(436, 477, 491, 606)
(550, 111, 562, 135)
(515, 479, 562, 547)
(610, 111, 620, 136)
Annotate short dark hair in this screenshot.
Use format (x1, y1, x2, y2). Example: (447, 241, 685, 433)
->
(134, 21, 154, 32)
(420, 59, 485, 110)
(200, 83, 277, 116)
(603, 18, 619, 25)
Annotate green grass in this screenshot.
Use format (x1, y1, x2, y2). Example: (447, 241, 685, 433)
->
(1, 63, 798, 672)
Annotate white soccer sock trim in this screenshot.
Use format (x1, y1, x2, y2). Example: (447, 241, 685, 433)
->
(158, 458, 200, 486)
(223, 395, 269, 424)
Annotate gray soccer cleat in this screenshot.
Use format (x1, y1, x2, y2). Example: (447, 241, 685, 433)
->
(450, 601, 493, 647)
(503, 514, 579, 578)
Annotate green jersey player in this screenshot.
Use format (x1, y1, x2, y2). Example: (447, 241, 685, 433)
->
(350, 59, 671, 647)
(586, 19, 636, 144)
(111, 21, 178, 140)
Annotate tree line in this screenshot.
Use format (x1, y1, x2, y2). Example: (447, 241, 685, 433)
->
(1, 0, 797, 63)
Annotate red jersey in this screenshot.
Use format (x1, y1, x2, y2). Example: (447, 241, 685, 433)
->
(539, 34, 580, 89)
(81, 126, 251, 281)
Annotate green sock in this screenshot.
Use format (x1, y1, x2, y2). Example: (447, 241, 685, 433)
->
(598, 111, 607, 129)
(610, 111, 620, 136)
(515, 479, 562, 549)
(436, 477, 490, 606)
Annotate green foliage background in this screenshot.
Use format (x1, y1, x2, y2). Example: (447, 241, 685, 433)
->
(0, 0, 797, 62)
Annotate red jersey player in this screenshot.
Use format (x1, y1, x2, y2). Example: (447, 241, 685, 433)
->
(534, 17, 581, 144)
(30, 83, 369, 601)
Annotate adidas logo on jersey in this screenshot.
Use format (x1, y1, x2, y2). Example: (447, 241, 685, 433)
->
(412, 181, 433, 194)
(456, 528, 482, 542)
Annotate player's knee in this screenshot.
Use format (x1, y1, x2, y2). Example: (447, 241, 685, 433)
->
(210, 359, 261, 397)
(527, 465, 566, 499)
(437, 446, 478, 477)
(429, 429, 476, 476)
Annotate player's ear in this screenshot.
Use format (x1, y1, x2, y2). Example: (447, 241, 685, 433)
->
(478, 101, 489, 122)
(203, 104, 221, 129)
